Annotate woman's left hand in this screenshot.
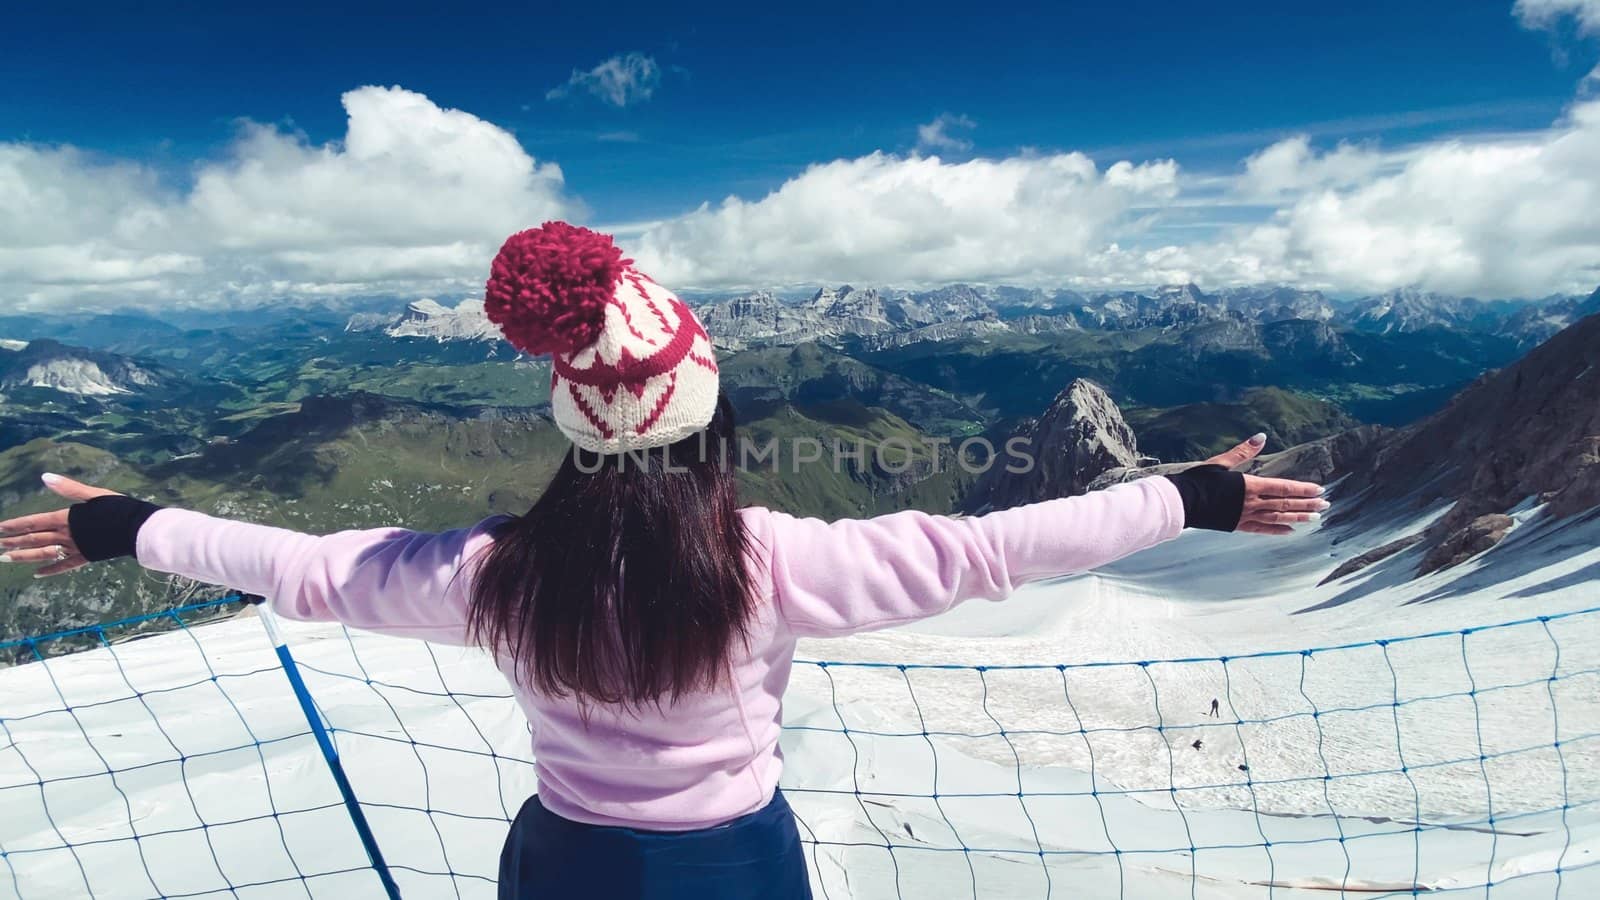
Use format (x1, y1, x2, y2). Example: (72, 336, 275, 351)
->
(0, 474, 121, 577)
(1200, 434, 1328, 535)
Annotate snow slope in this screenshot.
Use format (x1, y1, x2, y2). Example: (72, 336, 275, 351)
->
(3, 499, 1599, 899)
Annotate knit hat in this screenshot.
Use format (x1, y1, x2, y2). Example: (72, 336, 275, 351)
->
(484, 222, 719, 454)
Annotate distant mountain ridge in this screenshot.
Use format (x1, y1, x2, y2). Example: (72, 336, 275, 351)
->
(689, 282, 1590, 352)
(329, 282, 1592, 355)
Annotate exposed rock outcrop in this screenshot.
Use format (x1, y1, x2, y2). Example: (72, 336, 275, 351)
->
(346, 298, 500, 343)
(1418, 514, 1515, 576)
(0, 339, 163, 397)
(1317, 533, 1427, 585)
(859, 318, 1007, 351)
(695, 291, 822, 350)
(1245, 425, 1389, 484)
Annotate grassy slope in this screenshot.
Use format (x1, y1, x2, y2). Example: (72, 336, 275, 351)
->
(856, 325, 1520, 425)
(1, 389, 972, 646)
(1124, 387, 1360, 462)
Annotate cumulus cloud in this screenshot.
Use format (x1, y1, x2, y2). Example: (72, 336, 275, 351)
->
(546, 53, 661, 108)
(0, 146, 196, 290)
(915, 113, 976, 154)
(2, 86, 575, 309)
(630, 152, 1179, 287)
(1207, 100, 1600, 296)
(1235, 135, 1390, 201)
(8, 77, 1600, 309)
(620, 95, 1600, 297)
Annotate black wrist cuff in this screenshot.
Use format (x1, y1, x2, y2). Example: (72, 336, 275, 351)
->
(1165, 465, 1246, 532)
(68, 495, 165, 562)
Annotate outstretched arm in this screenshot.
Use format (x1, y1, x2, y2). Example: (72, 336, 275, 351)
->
(762, 477, 1184, 637)
(762, 435, 1324, 637)
(0, 474, 504, 645)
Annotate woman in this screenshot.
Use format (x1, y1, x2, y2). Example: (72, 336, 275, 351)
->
(0, 222, 1326, 899)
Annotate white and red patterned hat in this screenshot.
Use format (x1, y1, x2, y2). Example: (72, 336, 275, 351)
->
(484, 222, 719, 454)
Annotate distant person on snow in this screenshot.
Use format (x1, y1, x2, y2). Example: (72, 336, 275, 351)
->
(0, 223, 1326, 900)
(1208, 698, 1220, 717)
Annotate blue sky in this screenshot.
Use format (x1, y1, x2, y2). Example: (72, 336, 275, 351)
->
(2, 0, 1589, 220)
(3, 0, 1599, 307)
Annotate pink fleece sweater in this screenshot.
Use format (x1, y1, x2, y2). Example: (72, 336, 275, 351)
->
(135, 476, 1184, 830)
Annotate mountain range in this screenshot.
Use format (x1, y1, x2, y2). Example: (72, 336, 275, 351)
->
(325, 282, 1600, 353)
(2, 282, 1597, 653)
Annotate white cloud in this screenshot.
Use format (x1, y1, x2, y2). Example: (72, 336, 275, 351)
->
(631, 151, 1179, 287)
(1515, 0, 1600, 34)
(915, 113, 976, 154)
(1516, 0, 1600, 86)
(1235, 136, 1390, 201)
(7, 76, 1600, 309)
(546, 53, 660, 108)
(1204, 100, 1600, 295)
(626, 96, 1600, 297)
(1, 86, 576, 309)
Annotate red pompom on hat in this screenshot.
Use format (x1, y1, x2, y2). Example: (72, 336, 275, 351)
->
(483, 222, 721, 453)
(485, 221, 627, 355)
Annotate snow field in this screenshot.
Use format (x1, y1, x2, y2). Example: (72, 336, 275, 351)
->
(2, 499, 1599, 897)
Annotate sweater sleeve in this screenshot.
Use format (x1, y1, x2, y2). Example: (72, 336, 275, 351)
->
(134, 509, 507, 646)
(761, 476, 1185, 637)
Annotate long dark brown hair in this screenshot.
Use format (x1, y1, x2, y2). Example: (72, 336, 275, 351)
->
(467, 395, 756, 709)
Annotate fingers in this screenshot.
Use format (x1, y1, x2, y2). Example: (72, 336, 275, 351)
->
(0, 537, 87, 577)
(0, 545, 77, 564)
(0, 476, 105, 577)
(1246, 497, 1330, 514)
(1244, 474, 1324, 499)
(0, 509, 70, 537)
(1245, 511, 1321, 526)
(32, 554, 89, 578)
(41, 472, 120, 503)
(0, 529, 72, 551)
(1204, 433, 1267, 469)
(1237, 521, 1294, 536)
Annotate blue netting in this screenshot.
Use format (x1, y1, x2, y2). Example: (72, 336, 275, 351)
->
(3, 599, 1599, 899)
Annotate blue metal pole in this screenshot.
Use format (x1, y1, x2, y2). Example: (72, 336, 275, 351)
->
(258, 605, 403, 900)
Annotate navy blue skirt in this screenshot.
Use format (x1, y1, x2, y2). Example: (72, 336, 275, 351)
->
(497, 790, 813, 899)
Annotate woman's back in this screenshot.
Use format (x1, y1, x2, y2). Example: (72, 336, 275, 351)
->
(508, 484, 1184, 828)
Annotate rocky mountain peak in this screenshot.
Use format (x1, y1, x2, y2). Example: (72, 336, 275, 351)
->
(961, 378, 1142, 514)
(1156, 282, 1207, 305)
(908, 284, 995, 320)
(725, 290, 780, 312)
